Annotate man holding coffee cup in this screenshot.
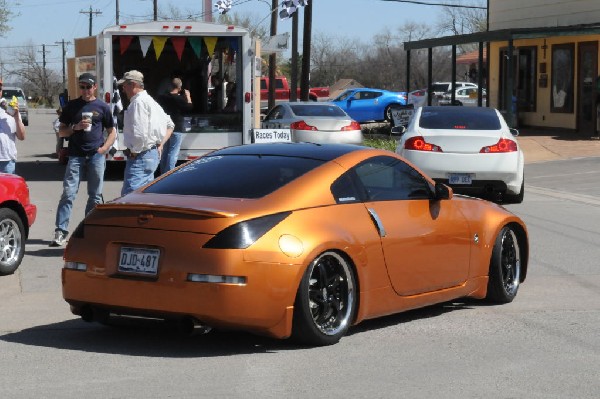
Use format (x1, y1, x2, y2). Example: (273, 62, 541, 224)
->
(50, 73, 116, 247)
(0, 78, 26, 174)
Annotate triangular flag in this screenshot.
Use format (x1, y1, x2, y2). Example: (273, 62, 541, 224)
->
(203, 37, 218, 57)
(139, 36, 152, 58)
(189, 37, 202, 58)
(171, 37, 186, 61)
(153, 36, 168, 60)
(119, 36, 134, 55)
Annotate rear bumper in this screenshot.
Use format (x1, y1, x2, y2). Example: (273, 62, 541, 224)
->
(62, 255, 302, 339)
(404, 151, 523, 194)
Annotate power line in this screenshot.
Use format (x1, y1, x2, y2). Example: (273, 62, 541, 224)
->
(379, 0, 487, 9)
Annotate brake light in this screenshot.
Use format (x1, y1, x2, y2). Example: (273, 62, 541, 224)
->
(404, 136, 443, 152)
(341, 121, 361, 131)
(480, 138, 518, 153)
(290, 120, 317, 131)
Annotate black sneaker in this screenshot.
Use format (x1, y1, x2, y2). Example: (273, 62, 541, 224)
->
(50, 230, 67, 247)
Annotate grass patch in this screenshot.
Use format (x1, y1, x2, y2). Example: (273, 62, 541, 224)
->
(363, 136, 397, 152)
(361, 123, 398, 151)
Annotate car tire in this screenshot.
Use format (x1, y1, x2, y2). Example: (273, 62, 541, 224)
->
(385, 104, 401, 123)
(0, 208, 26, 276)
(486, 225, 522, 303)
(292, 251, 357, 346)
(504, 179, 524, 204)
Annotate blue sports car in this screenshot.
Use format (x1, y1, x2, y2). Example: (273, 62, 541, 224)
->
(331, 88, 407, 123)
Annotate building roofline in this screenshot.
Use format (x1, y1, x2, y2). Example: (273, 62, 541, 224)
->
(404, 23, 600, 50)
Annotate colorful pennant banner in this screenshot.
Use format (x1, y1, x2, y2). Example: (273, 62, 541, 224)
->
(115, 36, 232, 60)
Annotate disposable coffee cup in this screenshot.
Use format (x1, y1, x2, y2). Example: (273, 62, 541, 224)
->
(82, 112, 93, 132)
(5, 105, 17, 117)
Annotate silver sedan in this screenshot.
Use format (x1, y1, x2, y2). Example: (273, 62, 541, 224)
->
(262, 102, 363, 145)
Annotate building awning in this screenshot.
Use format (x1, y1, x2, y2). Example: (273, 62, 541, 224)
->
(456, 48, 487, 65)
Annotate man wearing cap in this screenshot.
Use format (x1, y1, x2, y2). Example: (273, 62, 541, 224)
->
(0, 78, 26, 174)
(117, 70, 174, 195)
(50, 73, 116, 247)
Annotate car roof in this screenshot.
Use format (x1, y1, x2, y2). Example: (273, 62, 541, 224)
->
(211, 143, 367, 161)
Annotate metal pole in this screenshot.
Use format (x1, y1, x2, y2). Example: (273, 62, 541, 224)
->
(300, 0, 312, 101)
(268, 0, 277, 110)
(290, 11, 299, 102)
(116, 0, 119, 25)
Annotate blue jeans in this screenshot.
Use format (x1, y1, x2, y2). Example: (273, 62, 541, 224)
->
(122, 148, 159, 196)
(160, 131, 184, 174)
(0, 160, 16, 174)
(55, 153, 106, 233)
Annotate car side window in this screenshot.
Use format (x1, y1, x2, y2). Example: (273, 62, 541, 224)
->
(331, 173, 362, 204)
(265, 106, 283, 121)
(353, 156, 432, 201)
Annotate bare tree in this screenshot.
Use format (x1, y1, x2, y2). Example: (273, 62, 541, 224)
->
(9, 43, 62, 107)
(0, 0, 18, 38)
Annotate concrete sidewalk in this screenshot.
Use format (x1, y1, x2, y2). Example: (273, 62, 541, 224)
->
(517, 128, 600, 164)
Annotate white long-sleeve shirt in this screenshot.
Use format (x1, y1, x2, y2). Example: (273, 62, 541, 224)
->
(123, 90, 174, 153)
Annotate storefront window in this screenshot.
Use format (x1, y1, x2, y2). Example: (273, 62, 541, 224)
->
(551, 43, 574, 113)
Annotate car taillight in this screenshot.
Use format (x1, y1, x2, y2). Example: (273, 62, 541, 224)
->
(480, 138, 518, 153)
(341, 121, 361, 131)
(290, 120, 317, 131)
(404, 136, 443, 152)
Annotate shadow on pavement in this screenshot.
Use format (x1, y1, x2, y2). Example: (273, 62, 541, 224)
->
(0, 300, 484, 357)
(16, 159, 125, 182)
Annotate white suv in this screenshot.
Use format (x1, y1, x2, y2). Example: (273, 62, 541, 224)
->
(1, 86, 29, 126)
(431, 81, 478, 97)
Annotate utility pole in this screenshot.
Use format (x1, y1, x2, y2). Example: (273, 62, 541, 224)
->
(55, 39, 71, 91)
(116, 0, 119, 25)
(80, 6, 102, 36)
(300, 0, 312, 101)
(39, 44, 49, 87)
(153, 0, 158, 21)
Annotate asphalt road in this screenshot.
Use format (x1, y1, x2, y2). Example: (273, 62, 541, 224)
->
(1, 110, 599, 398)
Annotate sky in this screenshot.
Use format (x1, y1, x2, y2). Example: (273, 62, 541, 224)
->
(0, 0, 484, 80)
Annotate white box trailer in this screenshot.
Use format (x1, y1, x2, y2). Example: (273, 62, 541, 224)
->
(72, 20, 254, 162)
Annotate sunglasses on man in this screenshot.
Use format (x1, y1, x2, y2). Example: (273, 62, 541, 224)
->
(79, 84, 93, 90)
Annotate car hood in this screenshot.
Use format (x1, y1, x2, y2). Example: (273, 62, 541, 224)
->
(411, 128, 516, 153)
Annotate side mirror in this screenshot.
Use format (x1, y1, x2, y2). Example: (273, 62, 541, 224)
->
(391, 126, 406, 136)
(509, 128, 519, 137)
(434, 182, 452, 200)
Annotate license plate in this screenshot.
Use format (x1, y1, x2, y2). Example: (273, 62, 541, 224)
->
(448, 173, 474, 185)
(118, 247, 160, 275)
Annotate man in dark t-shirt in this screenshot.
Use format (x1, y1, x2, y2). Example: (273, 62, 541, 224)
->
(50, 73, 116, 247)
(157, 78, 192, 174)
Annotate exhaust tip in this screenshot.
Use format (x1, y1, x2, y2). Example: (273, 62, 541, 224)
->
(178, 317, 212, 336)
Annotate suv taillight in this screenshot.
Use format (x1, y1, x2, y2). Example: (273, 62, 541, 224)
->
(480, 138, 518, 153)
(290, 120, 317, 131)
(404, 136, 443, 152)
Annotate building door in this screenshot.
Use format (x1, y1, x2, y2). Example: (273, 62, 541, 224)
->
(577, 42, 598, 135)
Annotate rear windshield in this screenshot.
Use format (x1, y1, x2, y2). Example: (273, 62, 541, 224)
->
(419, 107, 501, 130)
(290, 104, 346, 117)
(431, 84, 449, 93)
(144, 154, 325, 198)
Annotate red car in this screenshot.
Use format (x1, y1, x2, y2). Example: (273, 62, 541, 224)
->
(0, 173, 37, 275)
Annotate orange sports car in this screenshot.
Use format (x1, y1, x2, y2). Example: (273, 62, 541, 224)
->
(62, 143, 528, 346)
